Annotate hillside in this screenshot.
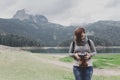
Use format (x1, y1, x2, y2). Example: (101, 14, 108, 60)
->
(85, 20, 120, 46)
(0, 34, 41, 47)
(0, 9, 75, 46)
(0, 9, 120, 46)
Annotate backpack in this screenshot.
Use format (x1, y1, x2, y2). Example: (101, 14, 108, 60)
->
(71, 39, 91, 53)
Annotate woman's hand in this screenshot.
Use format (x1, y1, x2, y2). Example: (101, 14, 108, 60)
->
(74, 53, 81, 60)
(85, 53, 91, 60)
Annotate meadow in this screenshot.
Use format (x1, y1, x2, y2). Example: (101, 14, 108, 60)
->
(60, 53, 120, 69)
(0, 45, 120, 80)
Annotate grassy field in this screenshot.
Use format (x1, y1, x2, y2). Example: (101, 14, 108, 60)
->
(0, 47, 74, 80)
(60, 53, 120, 69)
(59, 53, 120, 80)
(0, 45, 120, 80)
(93, 53, 120, 69)
(93, 76, 120, 80)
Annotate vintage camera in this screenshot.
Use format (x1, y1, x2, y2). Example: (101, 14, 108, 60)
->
(78, 52, 87, 59)
(78, 52, 88, 67)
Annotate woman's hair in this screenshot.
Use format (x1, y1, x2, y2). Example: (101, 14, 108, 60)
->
(74, 27, 85, 43)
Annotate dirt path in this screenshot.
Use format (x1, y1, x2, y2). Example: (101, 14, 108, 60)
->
(30, 53, 120, 76)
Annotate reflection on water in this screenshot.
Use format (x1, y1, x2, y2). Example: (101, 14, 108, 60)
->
(96, 47, 120, 53)
(22, 47, 120, 53)
(22, 47, 68, 53)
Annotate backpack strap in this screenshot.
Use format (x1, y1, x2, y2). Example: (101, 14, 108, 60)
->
(88, 39, 92, 51)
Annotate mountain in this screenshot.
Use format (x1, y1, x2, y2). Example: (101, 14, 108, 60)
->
(0, 9, 120, 46)
(59, 20, 120, 46)
(13, 9, 48, 23)
(0, 9, 76, 46)
(85, 20, 120, 46)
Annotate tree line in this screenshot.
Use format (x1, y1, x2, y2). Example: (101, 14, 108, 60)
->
(0, 33, 41, 47)
(58, 36, 112, 47)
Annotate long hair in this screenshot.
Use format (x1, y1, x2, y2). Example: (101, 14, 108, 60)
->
(74, 27, 85, 44)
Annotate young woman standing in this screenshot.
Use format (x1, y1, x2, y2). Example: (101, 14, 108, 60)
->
(69, 27, 97, 80)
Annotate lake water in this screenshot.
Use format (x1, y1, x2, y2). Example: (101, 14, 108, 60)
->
(21, 46, 120, 53)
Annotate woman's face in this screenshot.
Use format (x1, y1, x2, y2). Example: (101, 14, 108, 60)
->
(81, 32, 85, 40)
(74, 32, 85, 41)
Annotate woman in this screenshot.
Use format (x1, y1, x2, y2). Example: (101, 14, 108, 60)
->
(69, 27, 96, 80)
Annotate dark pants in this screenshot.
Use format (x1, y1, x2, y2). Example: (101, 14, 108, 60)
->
(73, 66, 93, 80)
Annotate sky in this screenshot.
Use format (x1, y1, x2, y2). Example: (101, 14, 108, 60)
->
(0, 0, 120, 26)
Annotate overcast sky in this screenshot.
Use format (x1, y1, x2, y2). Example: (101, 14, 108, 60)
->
(0, 0, 120, 26)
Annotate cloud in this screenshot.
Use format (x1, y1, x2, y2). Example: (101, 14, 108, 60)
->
(0, 0, 17, 18)
(106, 0, 120, 8)
(55, 0, 120, 26)
(0, 0, 120, 26)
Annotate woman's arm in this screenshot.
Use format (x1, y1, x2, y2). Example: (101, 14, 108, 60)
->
(89, 39, 97, 57)
(69, 42, 81, 60)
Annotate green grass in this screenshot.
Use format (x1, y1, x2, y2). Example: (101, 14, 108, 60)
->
(92, 76, 120, 80)
(59, 53, 120, 69)
(59, 56, 73, 62)
(93, 53, 120, 68)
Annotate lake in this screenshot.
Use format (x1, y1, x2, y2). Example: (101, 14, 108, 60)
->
(21, 46, 120, 53)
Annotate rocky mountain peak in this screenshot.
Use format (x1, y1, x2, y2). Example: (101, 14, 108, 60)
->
(13, 9, 29, 20)
(13, 9, 48, 23)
